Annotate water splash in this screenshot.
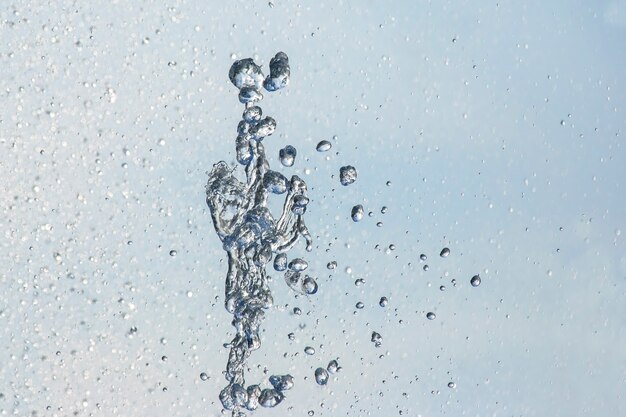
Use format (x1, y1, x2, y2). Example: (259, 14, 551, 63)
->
(206, 52, 314, 416)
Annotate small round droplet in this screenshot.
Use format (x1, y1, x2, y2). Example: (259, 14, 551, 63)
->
(448, 381, 456, 389)
(470, 275, 481, 287)
(302, 276, 318, 295)
(327, 359, 339, 374)
(200, 372, 209, 381)
(304, 346, 316, 355)
(423, 264, 429, 271)
(288, 258, 308, 271)
(169, 250, 177, 257)
(440, 247, 450, 258)
(379, 297, 388, 307)
(426, 312, 436, 320)
(326, 261, 337, 270)
(420, 254, 427, 261)
(274, 253, 288, 271)
(355, 301, 364, 309)
(351, 205, 364, 222)
(316, 140, 332, 152)
(314, 367, 329, 385)
(279, 145, 296, 167)
(339, 165, 357, 186)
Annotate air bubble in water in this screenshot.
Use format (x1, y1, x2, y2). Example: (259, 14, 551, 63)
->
(314, 367, 329, 385)
(420, 254, 427, 261)
(339, 165, 357, 186)
(440, 247, 450, 257)
(316, 140, 332, 152)
(279, 145, 297, 167)
(379, 296, 388, 307)
(326, 261, 337, 270)
(304, 346, 316, 355)
(356, 301, 364, 309)
(169, 250, 177, 257)
(448, 381, 456, 388)
(426, 312, 436, 320)
(200, 372, 209, 381)
(351, 205, 364, 222)
(471, 275, 481, 287)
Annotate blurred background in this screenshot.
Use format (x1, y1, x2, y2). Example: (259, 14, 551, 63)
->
(1, 1, 625, 416)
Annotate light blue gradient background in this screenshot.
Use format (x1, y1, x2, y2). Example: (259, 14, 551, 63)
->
(1, 1, 624, 416)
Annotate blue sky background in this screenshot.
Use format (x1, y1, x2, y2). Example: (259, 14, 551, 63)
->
(1, 1, 625, 416)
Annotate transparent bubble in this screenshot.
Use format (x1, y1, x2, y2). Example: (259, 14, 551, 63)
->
(379, 296, 388, 307)
(304, 346, 316, 355)
(259, 389, 284, 408)
(440, 247, 450, 257)
(200, 372, 209, 381)
(169, 249, 177, 257)
(420, 254, 427, 261)
(302, 276, 318, 295)
(426, 312, 436, 320)
(356, 301, 364, 309)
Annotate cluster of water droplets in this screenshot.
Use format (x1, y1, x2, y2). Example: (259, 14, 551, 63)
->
(206, 53, 317, 416)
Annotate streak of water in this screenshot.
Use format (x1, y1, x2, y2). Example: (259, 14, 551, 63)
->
(206, 53, 314, 416)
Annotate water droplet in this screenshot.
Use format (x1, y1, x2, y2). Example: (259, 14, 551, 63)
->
(279, 145, 297, 167)
(302, 276, 318, 295)
(440, 247, 450, 257)
(314, 367, 329, 385)
(356, 301, 364, 309)
(371, 331, 382, 347)
(259, 388, 284, 407)
(169, 250, 177, 257)
(263, 170, 288, 194)
(316, 140, 332, 152)
(200, 372, 209, 381)
(326, 261, 337, 270)
(351, 205, 364, 222)
(243, 106, 263, 123)
(269, 374, 294, 391)
(448, 381, 456, 388)
(354, 278, 365, 286)
(423, 264, 429, 271)
(420, 254, 427, 261)
(304, 346, 316, 355)
(229, 58, 264, 90)
(470, 275, 481, 287)
(327, 359, 339, 374)
(379, 297, 388, 307)
(426, 312, 436, 320)
(263, 52, 290, 92)
(288, 258, 308, 271)
(274, 253, 288, 271)
(339, 165, 357, 186)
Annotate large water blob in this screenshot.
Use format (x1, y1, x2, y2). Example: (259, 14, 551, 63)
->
(206, 53, 315, 416)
